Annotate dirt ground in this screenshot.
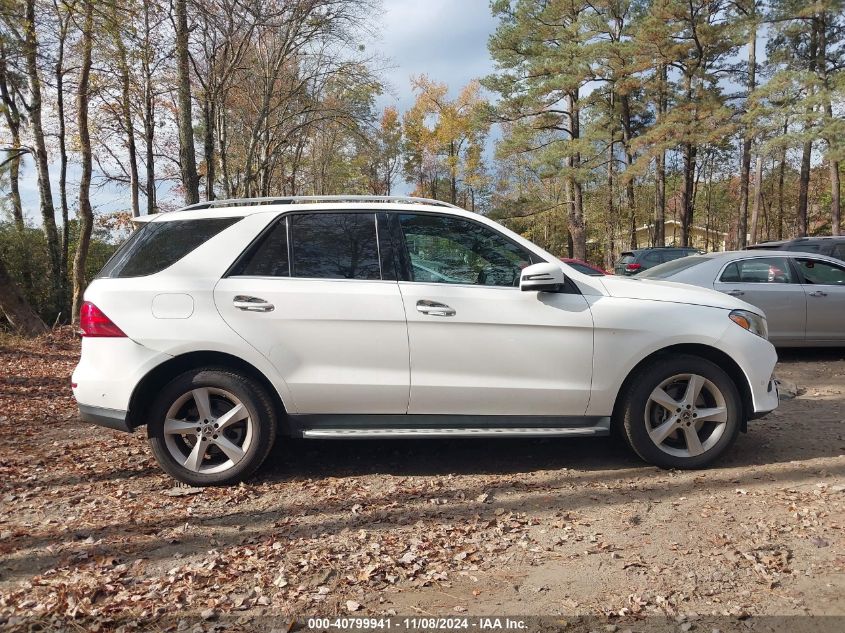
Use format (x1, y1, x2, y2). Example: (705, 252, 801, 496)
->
(0, 331, 843, 630)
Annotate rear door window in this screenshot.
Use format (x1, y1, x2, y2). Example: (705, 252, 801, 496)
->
(99, 217, 241, 278)
(229, 217, 290, 277)
(719, 257, 795, 283)
(642, 251, 664, 265)
(662, 250, 691, 263)
(289, 213, 381, 280)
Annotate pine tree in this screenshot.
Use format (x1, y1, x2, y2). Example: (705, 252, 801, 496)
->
(485, 0, 593, 260)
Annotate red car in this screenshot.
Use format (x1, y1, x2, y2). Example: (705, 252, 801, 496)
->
(560, 257, 608, 276)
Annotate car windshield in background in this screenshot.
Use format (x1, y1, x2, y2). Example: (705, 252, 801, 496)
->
(639, 255, 710, 279)
(567, 262, 605, 276)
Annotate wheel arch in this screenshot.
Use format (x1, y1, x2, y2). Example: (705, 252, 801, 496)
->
(611, 343, 753, 433)
(126, 351, 288, 431)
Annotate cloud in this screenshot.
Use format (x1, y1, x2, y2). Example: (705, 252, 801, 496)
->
(370, 0, 497, 112)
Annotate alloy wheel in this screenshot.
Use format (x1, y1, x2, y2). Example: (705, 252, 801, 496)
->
(644, 373, 728, 458)
(163, 387, 254, 474)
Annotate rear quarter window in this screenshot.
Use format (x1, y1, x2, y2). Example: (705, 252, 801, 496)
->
(98, 217, 241, 278)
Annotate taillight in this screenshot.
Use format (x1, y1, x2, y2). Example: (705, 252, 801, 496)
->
(79, 302, 126, 337)
(625, 263, 642, 272)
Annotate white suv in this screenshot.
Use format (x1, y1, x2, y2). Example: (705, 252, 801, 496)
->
(72, 196, 779, 485)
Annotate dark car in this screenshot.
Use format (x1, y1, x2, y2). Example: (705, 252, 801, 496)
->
(614, 247, 702, 276)
(747, 236, 845, 263)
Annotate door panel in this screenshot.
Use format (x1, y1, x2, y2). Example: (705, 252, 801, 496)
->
(795, 258, 845, 342)
(399, 283, 593, 415)
(713, 257, 806, 344)
(214, 211, 409, 414)
(391, 212, 594, 416)
(215, 278, 409, 413)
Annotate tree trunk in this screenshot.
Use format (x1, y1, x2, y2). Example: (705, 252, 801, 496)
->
(750, 154, 763, 244)
(0, 41, 24, 232)
(679, 143, 697, 247)
(620, 94, 637, 249)
(737, 10, 757, 249)
(203, 97, 216, 200)
(797, 17, 819, 237)
(830, 160, 841, 236)
(653, 63, 667, 247)
(777, 134, 786, 240)
(605, 126, 615, 270)
(23, 0, 62, 312)
(72, 0, 94, 326)
(0, 257, 49, 337)
(817, 10, 840, 235)
(142, 0, 156, 214)
(566, 91, 586, 260)
(174, 0, 200, 204)
(114, 10, 140, 218)
(55, 10, 70, 296)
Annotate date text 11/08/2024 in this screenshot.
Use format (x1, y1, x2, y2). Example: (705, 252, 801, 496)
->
(305, 617, 529, 630)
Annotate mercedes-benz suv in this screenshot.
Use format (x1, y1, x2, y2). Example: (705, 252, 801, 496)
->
(72, 196, 779, 485)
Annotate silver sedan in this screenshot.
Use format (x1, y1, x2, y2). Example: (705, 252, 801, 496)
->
(639, 250, 845, 347)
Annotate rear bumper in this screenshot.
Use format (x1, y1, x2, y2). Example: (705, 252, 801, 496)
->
(78, 404, 133, 433)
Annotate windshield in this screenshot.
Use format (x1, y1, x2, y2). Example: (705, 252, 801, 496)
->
(639, 255, 710, 279)
(567, 261, 604, 276)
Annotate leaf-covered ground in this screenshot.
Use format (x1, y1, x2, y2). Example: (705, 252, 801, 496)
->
(0, 331, 843, 630)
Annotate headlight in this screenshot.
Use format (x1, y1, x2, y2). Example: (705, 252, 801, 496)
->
(729, 309, 768, 340)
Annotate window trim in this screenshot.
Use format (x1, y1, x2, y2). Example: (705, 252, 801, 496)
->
(716, 256, 799, 285)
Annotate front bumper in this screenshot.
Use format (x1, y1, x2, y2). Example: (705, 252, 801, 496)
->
(78, 404, 133, 433)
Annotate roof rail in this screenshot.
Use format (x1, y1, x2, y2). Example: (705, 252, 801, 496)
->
(179, 195, 461, 211)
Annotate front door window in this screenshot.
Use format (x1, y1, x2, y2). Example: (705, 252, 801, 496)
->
(397, 213, 533, 287)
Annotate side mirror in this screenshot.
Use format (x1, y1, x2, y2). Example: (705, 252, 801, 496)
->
(519, 262, 566, 292)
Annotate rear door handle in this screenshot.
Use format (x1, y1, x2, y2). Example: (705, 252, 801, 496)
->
(809, 290, 828, 297)
(233, 295, 274, 312)
(726, 289, 745, 297)
(416, 299, 456, 317)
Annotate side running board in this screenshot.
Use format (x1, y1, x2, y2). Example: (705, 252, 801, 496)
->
(302, 424, 610, 440)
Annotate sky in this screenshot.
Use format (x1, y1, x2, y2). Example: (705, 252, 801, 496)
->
(13, 0, 498, 222)
(372, 0, 497, 113)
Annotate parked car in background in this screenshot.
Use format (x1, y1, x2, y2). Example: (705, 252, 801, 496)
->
(747, 236, 845, 262)
(640, 251, 845, 347)
(560, 257, 607, 276)
(614, 247, 701, 276)
(72, 195, 778, 485)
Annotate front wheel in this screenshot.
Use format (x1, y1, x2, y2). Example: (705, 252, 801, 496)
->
(618, 355, 742, 469)
(147, 369, 277, 486)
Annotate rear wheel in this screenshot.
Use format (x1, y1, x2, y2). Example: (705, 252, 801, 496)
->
(619, 355, 742, 469)
(147, 369, 277, 485)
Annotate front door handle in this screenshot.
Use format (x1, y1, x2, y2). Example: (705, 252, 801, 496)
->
(416, 299, 456, 317)
(726, 289, 745, 296)
(233, 295, 274, 312)
(809, 290, 828, 297)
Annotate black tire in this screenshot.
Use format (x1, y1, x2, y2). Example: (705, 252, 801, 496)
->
(147, 368, 277, 486)
(618, 354, 742, 469)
